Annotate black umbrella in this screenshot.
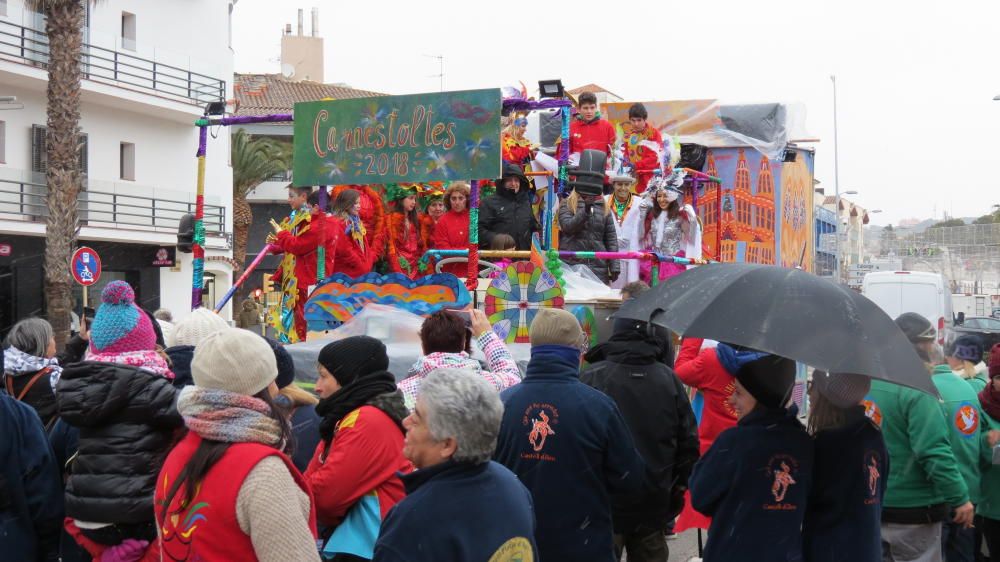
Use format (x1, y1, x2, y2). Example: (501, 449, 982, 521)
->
(614, 263, 938, 396)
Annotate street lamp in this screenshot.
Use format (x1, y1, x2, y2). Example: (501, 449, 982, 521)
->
(831, 75, 842, 282)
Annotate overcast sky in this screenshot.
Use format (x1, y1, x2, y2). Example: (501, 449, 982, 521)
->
(233, 0, 1000, 226)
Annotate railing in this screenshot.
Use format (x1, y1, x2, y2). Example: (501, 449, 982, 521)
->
(0, 178, 227, 235)
(0, 20, 225, 105)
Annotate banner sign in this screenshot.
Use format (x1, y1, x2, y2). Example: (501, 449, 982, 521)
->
(293, 88, 502, 186)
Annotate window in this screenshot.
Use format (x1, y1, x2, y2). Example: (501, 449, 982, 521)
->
(121, 12, 136, 51)
(120, 142, 135, 180)
(984, 318, 1000, 330)
(31, 125, 88, 176)
(0, 0, 7, 17)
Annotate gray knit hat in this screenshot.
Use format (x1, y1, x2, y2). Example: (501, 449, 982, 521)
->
(192, 328, 277, 396)
(529, 308, 583, 348)
(812, 370, 871, 408)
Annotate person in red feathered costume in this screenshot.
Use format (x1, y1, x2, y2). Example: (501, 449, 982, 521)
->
(431, 182, 472, 278)
(332, 184, 386, 265)
(326, 189, 373, 279)
(622, 103, 663, 194)
(672, 337, 770, 534)
(385, 184, 426, 279)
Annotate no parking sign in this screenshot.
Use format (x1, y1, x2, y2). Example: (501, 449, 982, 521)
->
(71, 247, 101, 286)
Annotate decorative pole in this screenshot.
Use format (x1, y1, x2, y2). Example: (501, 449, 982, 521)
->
(466, 179, 480, 292)
(192, 126, 208, 310)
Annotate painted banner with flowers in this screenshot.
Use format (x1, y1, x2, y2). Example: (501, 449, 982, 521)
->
(293, 88, 502, 186)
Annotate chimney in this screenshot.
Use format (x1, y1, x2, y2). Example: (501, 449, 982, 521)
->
(297, 9, 303, 36)
(284, 23, 291, 35)
(311, 7, 319, 37)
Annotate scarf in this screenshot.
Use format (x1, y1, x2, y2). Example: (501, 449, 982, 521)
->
(177, 386, 283, 446)
(315, 370, 401, 444)
(346, 214, 366, 250)
(715, 343, 768, 376)
(4, 346, 63, 389)
(85, 348, 175, 380)
(980, 381, 1000, 422)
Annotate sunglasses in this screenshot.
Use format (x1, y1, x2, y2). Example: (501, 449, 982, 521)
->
(514, 118, 528, 127)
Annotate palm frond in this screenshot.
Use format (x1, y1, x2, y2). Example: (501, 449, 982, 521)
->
(232, 128, 292, 198)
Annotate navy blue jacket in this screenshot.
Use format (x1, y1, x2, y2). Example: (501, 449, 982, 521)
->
(493, 346, 644, 562)
(374, 461, 537, 562)
(165, 345, 194, 388)
(690, 406, 814, 562)
(803, 407, 887, 562)
(0, 392, 64, 561)
(288, 401, 321, 473)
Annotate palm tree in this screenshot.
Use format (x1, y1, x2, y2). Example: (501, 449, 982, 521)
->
(25, 0, 88, 347)
(231, 128, 291, 270)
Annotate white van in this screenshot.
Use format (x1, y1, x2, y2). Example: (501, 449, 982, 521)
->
(862, 271, 954, 345)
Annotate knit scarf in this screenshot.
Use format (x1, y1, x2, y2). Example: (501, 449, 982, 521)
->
(4, 346, 63, 389)
(715, 343, 768, 376)
(315, 370, 402, 444)
(85, 349, 175, 380)
(346, 214, 366, 250)
(979, 381, 1000, 422)
(177, 386, 283, 446)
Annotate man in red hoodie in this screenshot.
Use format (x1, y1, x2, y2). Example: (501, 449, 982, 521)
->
(568, 92, 617, 158)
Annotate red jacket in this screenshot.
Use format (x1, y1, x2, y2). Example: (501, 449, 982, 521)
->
(387, 213, 425, 279)
(272, 211, 336, 288)
(675, 338, 737, 456)
(569, 117, 617, 156)
(155, 433, 317, 562)
(304, 405, 413, 529)
(327, 216, 372, 279)
(431, 209, 470, 277)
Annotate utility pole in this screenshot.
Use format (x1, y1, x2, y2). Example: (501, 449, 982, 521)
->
(831, 75, 842, 283)
(424, 54, 443, 92)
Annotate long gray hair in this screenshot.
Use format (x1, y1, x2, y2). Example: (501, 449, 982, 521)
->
(4, 317, 54, 358)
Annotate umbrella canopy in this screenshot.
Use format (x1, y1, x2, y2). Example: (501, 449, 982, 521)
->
(614, 263, 938, 396)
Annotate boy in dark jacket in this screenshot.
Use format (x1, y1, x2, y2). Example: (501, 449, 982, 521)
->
(0, 346, 64, 562)
(494, 308, 644, 562)
(689, 354, 813, 562)
(581, 319, 699, 562)
(479, 162, 540, 250)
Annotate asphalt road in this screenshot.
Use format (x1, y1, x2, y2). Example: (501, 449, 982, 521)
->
(667, 529, 702, 562)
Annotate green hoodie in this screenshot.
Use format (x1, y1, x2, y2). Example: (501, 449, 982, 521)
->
(977, 412, 1000, 519)
(866, 379, 969, 508)
(930, 365, 984, 505)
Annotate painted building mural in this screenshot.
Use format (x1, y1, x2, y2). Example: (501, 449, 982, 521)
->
(696, 147, 814, 271)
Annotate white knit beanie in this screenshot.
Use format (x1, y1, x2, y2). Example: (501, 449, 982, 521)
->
(192, 328, 277, 396)
(170, 308, 229, 347)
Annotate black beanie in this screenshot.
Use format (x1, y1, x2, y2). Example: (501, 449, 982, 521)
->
(735, 354, 796, 410)
(263, 336, 296, 389)
(318, 336, 389, 386)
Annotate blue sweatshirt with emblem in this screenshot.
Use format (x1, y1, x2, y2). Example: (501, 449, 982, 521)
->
(803, 407, 888, 562)
(493, 346, 644, 562)
(373, 460, 536, 562)
(689, 406, 814, 562)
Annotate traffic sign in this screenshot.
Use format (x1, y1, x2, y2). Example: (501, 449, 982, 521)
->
(0, 243, 10, 256)
(71, 247, 102, 286)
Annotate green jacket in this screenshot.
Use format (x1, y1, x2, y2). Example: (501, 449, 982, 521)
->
(930, 365, 984, 505)
(977, 413, 1000, 519)
(866, 379, 969, 508)
(960, 370, 989, 394)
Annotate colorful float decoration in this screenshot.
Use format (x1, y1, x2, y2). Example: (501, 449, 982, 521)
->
(484, 261, 564, 344)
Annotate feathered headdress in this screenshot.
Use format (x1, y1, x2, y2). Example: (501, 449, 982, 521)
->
(384, 182, 420, 202)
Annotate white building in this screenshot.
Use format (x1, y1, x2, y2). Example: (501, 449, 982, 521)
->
(0, 0, 235, 332)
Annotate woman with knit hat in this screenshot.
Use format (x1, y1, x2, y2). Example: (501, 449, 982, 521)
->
(305, 335, 412, 559)
(974, 343, 1000, 558)
(803, 371, 887, 562)
(154, 328, 319, 562)
(946, 335, 989, 392)
(56, 281, 183, 557)
(688, 354, 814, 562)
(164, 307, 230, 388)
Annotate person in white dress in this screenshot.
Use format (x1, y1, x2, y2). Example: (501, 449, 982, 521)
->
(604, 174, 644, 289)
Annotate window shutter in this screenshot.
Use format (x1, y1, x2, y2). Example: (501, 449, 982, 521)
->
(31, 124, 46, 173)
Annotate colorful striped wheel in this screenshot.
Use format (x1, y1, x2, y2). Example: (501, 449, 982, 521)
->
(484, 261, 564, 344)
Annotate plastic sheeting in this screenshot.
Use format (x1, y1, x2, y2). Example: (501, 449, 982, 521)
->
(561, 262, 618, 301)
(601, 100, 809, 161)
(285, 303, 531, 383)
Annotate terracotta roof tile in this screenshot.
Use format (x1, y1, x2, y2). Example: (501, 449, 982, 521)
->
(233, 73, 386, 116)
(567, 83, 622, 99)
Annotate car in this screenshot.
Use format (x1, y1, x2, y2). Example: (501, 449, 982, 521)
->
(952, 316, 1000, 355)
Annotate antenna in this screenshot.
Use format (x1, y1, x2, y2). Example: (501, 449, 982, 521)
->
(423, 54, 443, 92)
(281, 63, 295, 79)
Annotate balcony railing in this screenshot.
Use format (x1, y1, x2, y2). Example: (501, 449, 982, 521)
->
(0, 178, 227, 235)
(0, 20, 225, 105)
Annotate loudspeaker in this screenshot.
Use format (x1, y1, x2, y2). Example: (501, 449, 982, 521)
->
(567, 149, 606, 197)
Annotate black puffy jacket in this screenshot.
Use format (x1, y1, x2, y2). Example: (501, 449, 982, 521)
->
(56, 362, 182, 524)
(580, 331, 700, 532)
(479, 186, 539, 251)
(557, 197, 620, 282)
